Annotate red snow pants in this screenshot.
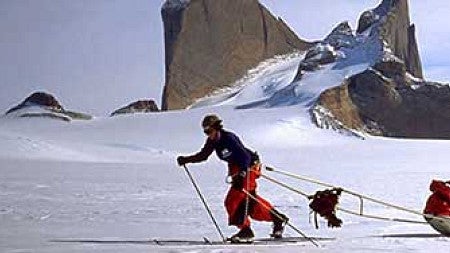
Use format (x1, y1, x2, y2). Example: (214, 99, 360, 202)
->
(225, 163, 274, 228)
(424, 180, 450, 216)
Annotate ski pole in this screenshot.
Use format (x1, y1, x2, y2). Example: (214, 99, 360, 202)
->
(242, 189, 320, 247)
(182, 165, 226, 242)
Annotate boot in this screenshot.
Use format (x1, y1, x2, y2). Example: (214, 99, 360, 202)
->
(271, 209, 289, 239)
(229, 226, 255, 243)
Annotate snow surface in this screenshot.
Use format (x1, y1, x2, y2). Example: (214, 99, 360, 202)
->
(1, 102, 450, 253)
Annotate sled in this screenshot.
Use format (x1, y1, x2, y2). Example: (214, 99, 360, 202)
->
(425, 216, 450, 236)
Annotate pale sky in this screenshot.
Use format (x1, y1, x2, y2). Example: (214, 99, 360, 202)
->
(1, 0, 449, 116)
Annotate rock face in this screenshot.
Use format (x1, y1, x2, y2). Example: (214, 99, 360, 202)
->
(161, 0, 312, 110)
(349, 72, 450, 138)
(356, 0, 422, 78)
(110, 100, 159, 117)
(5, 92, 92, 121)
(314, 59, 450, 138)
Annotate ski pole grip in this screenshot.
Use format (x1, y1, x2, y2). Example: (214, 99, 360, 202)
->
(265, 165, 275, 172)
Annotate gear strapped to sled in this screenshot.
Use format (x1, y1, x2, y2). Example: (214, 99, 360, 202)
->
(308, 188, 343, 229)
(424, 180, 450, 235)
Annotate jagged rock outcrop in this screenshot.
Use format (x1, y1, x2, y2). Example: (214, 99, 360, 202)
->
(296, 0, 422, 84)
(293, 21, 353, 81)
(324, 21, 355, 50)
(293, 43, 338, 80)
(350, 73, 450, 138)
(110, 100, 159, 117)
(5, 92, 92, 121)
(313, 59, 450, 138)
(356, 0, 422, 78)
(161, 0, 312, 110)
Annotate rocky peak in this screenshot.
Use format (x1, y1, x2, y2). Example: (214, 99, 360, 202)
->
(293, 43, 338, 81)
(356, 0, 422, 78)
(328, 21, 353, 37)
(161, 0, 312, 110)
(308, 0, 448, 139)
(357, 0, 403, 34)
(324, 21, 356, 50)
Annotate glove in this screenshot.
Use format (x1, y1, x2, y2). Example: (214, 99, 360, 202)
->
(232, 171, 247, 190)
(177, 156, 189, 166)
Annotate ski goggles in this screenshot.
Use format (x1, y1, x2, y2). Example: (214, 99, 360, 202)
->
(203, 127, 214, 135)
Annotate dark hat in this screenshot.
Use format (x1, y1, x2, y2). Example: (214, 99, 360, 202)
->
(202, 114, 223, 129)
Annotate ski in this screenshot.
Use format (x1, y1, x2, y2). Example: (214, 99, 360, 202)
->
(226, 236, 334, 245)
(51, 236, 335, 246)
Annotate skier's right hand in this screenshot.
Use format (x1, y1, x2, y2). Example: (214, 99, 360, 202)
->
(232, 171, 246, 190)
(177, 156, 188, 166)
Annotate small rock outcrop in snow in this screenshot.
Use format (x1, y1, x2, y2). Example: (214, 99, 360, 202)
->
(6, 92, 64, 114)
(110, 100, 159, 117)
(5, 92, 92, 121)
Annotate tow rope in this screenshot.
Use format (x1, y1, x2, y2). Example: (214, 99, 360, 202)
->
(262, 166, 436, 226)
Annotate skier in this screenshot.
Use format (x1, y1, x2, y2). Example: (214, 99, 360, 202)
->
(177, 114, 289, 243)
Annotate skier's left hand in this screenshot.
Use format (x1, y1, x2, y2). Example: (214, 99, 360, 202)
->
(177, 156, 188, 166)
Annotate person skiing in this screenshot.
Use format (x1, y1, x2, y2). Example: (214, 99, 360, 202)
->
(177, 114, 289, 243)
